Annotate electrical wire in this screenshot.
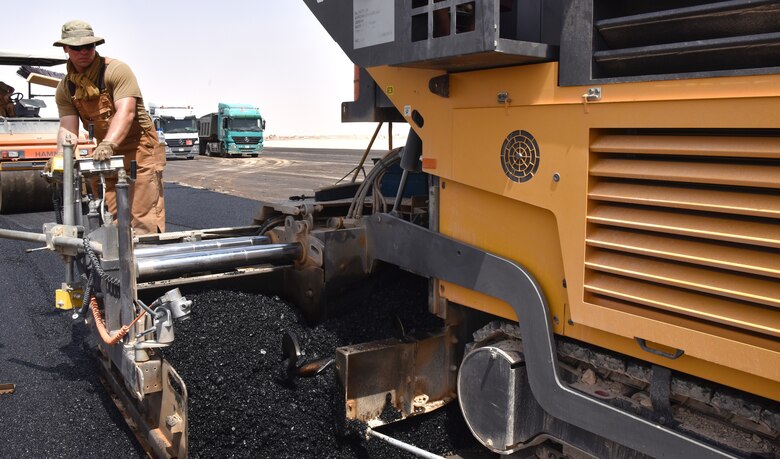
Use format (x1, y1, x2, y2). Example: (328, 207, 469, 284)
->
(83, 237, 120, 296)
(347, 148, 401, 219)
(255, 215, 285, 236)
(52, 183, 63, 224)
(77, 270, 96, 316)
(89, 296, 146, 345)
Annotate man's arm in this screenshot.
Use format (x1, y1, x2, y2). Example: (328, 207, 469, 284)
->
(103, 97, 136, 146)
(57, 115, 80, 155)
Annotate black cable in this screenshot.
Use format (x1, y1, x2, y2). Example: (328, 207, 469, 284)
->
(82, 237, 120, 296)
(255, 215, 285, 236)
(52, 183, 63, 224)
(78, 270, 95, 316)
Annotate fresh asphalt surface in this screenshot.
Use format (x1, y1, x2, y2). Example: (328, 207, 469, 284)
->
(0, 183, 262, 458)
(0, 148, 374, 457)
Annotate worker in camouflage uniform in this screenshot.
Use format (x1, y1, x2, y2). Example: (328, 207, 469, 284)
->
(52, 20, 165, 234)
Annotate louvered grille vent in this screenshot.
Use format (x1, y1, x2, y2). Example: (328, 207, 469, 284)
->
(592, 0, 780, 79)
(585, 132, 780, 348)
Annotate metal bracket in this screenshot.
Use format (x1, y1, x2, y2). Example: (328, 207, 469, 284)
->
(307, 235, 324, 267)
(582, 87, 602, 102)
(75, 156, 125, 177)
(429, 74, 449, 98)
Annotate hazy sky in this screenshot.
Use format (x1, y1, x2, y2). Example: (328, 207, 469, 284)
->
(1, 1, 374, 136)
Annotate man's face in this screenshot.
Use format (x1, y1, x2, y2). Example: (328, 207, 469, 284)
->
(64, 44, 97, 71)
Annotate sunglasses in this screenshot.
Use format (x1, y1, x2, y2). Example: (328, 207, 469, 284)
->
(69, 43, 95, 52)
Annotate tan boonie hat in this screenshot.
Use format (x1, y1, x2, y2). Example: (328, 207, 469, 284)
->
(53, 20, 105, 47)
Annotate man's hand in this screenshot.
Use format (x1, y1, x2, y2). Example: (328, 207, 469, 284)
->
(93, 141, 118, 161)
(44, 157, 56, 173)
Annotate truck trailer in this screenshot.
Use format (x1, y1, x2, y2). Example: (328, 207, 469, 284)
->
(198, 102, 265, 157)
(2, 1, 778, 458)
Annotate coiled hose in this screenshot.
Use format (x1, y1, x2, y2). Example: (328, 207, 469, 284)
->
(82, 237, 120, 294)
(52, 183, 63, 224)
(77, 237, 121, 317)
(89, 296, 146, 345)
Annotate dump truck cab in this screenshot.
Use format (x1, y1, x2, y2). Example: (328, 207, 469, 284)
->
(198, 102, 265, 157)
(149, 104, 198, 160)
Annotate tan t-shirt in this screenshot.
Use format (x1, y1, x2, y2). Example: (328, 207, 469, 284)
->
(55, 58, 152, 129)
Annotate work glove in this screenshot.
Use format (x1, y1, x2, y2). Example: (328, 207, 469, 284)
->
(93, 141, 118, 161)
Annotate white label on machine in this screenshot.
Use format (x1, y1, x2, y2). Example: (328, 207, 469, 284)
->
(353, 0, 394, 49)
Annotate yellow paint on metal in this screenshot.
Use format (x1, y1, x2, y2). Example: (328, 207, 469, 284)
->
(565, 318, 780, 401)
(436, 180, 566, 335)
(367, 62, 780, 401)
(50, 155, 65, 172)
(55, 288, 82, 311)
(586, 228, 780, 277)
(589, 182, 780, 218)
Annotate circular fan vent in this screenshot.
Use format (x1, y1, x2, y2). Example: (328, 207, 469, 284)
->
(500, 130, 540, 183)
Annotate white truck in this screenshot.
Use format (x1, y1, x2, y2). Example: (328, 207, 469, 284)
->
(148, 104, 198, 160)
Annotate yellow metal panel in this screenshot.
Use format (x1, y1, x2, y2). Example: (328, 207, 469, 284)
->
(591, 135, 780, 158)
(437, 180, 567, 335)
(588, 205, 780, 248)
(591, 158, 780, 188)
(55, 288, 82, 311)
(589, 182, 780, 218)
(584, 272, 780, 336)
(565, 319, 780, 401)
(367, 62, 780, 400)
(586, 228, 780, 278)
(586, 251, 780, 308)
(570, 298, 780, 383)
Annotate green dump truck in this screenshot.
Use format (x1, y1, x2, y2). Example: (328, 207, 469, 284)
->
(198, 103, 265, 157)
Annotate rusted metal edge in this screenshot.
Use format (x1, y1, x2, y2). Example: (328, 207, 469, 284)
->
(98, 365, 173, 458)
(0, 383, 16, 395)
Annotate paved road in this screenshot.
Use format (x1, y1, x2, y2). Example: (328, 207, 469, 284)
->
(0, 147, 365, 458)
(164, 146, 378, 202)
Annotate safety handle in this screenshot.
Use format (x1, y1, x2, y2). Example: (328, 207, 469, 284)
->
(634, 337, 684, 360)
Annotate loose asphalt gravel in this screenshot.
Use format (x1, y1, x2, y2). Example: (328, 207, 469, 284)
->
(0, 182, 487, 458)
(164, 267, 481, 458)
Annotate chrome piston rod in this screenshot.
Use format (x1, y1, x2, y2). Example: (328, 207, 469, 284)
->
(135, 235, 270, 259)
(0, 228, 47, 244)
(136, 242, 302, 280)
